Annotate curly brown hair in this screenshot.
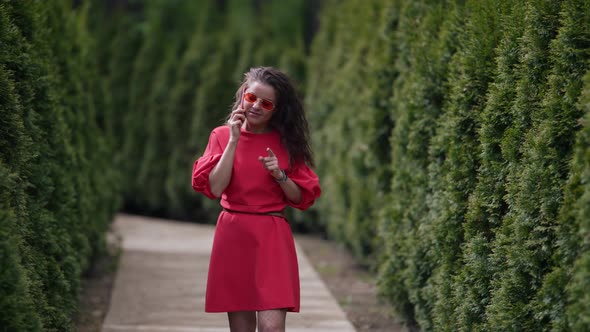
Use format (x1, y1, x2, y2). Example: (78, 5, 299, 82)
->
(228, 67, 314, 168)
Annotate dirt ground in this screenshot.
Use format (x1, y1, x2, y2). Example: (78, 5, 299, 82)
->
(295, 234, 410, 332)
(75, 232, 410, 332)
(74, 246, 120, 332)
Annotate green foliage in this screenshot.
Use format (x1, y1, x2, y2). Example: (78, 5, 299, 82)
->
(484, 1, 574, 330)
(136, 1, 203, 214)
(0, 0, 119, 330)
(564, 71, 590, 330)
(0, 162, 41, 332)
(308, 0, 590, 330)
(451, 2, 526, 330)
(377, 1, 464, 327)
(2, 1, 79, 329)
(164, 0, 221, 218)
(306, 0, 403, 257)
(0, 4, 41, 330)
(123, 1, 180, 211)
(423, 1, 516, 330)
(530, 1, 590, 329)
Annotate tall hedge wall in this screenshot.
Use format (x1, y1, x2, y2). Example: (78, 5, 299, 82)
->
(0, 1, 120, 330)
(308, 0, 590, 330)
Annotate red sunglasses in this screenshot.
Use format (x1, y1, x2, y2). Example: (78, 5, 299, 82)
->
(243, 92, 275, 111)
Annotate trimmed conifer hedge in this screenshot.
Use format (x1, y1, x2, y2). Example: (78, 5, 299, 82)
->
(308, 0, 590, 330)
(0, 1, 120, 330)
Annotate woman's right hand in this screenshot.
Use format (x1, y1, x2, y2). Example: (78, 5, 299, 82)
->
(228, 108, 245, 142)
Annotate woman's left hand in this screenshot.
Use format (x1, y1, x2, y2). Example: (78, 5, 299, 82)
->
(258, 148, 283, 180)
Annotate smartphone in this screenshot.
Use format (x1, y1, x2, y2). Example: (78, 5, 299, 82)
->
(240, 88, 246, 109)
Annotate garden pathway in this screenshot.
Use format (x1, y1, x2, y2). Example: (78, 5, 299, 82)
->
(101, 214, 356, 332)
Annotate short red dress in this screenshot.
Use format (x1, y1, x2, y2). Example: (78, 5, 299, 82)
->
(192, 125, 321, 313)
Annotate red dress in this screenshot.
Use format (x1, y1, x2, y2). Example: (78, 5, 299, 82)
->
(192, 125, 321, 313)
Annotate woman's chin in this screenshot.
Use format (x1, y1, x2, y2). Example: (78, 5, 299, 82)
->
(245, 119, 272, 133)
(246, 117, 268, 127)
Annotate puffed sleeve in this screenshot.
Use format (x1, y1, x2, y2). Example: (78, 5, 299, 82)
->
(286, 162, 321, 210)
(192, 129, 224, 199)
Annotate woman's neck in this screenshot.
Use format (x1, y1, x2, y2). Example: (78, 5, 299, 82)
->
(243, 121, 271, 134)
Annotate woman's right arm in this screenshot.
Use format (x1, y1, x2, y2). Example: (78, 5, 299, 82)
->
(208, 139, 237, 197)
(208, 108, 244, 197)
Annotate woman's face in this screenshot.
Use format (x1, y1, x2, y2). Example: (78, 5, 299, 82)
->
(242, 81, 276, 130)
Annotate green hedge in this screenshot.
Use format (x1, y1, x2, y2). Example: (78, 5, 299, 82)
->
(306, 0, 402, 259)
(0, 1, 119, 330)
(564, 70, 590, 331)
(308, 0, 590, 330)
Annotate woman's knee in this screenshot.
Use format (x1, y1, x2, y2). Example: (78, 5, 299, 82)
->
(228, 311, 256, 332)
(257, 309, 286, 332)
(258, 322, 284, 332)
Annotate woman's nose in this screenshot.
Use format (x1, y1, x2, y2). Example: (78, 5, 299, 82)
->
(252, 99, 263, 109)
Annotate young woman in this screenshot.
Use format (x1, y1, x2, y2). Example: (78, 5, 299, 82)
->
(192, 67, 321, 332)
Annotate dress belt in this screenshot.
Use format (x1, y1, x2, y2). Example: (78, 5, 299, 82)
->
(222, 208, 286, 219)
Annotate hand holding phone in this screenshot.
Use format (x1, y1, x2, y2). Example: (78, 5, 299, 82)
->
(228, 92, 246, 142)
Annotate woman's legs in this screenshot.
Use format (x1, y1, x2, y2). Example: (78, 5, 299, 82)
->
(257, 309, 287, 332)
(228, 311, 256, 332)
(227, 308, 287, 332)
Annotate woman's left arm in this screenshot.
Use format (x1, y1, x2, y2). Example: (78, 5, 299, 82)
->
(276, 175, 302, 204)
(258, 148, 302, 204)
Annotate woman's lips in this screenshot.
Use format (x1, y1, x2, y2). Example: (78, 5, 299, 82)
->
(247, 110, 262, 117)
